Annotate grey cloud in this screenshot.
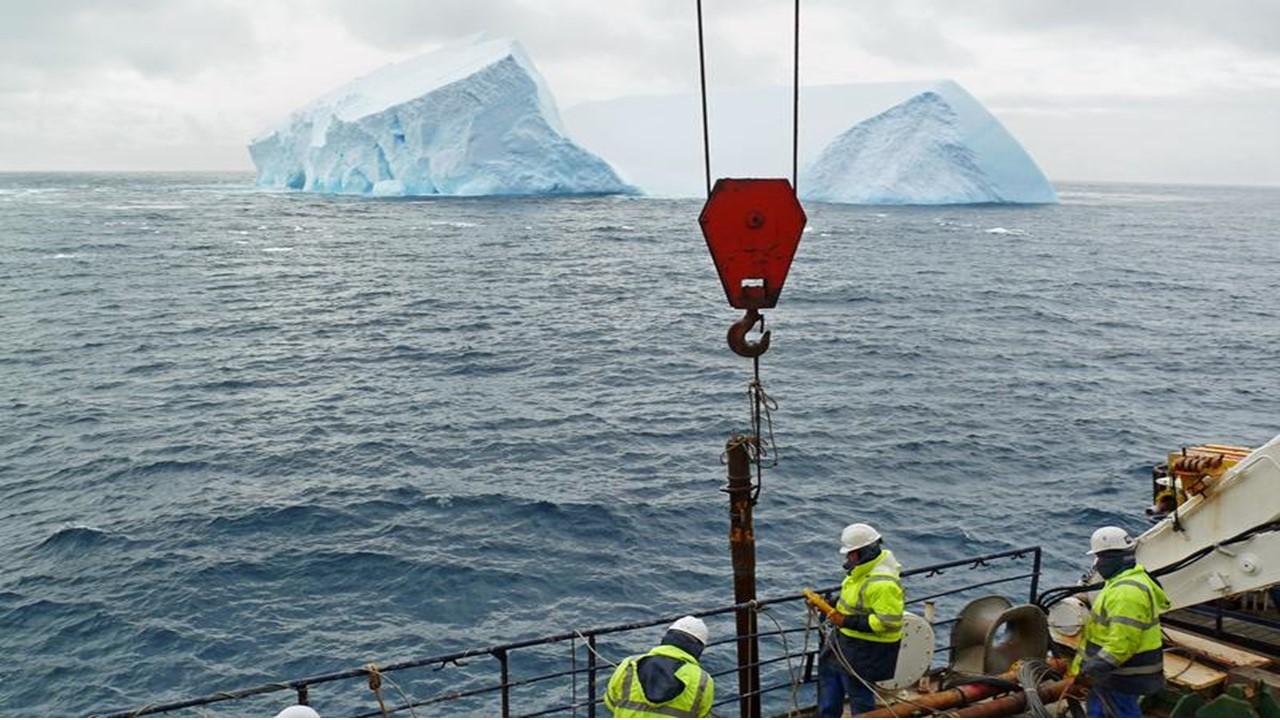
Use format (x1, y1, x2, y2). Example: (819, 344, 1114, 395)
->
(323, 0, 780, 92)
(946, 0, 1280, 56)
(326, 0, 683, 59)
(0, 0, 259, 80)
(839, 4, 975, 67)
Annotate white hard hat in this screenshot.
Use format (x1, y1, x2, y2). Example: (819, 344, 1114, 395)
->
(839, 523, 882, 555)
(669, 615, 709, 645)
(275, 705, 321, 718)
(1087, 526, 1136, 555)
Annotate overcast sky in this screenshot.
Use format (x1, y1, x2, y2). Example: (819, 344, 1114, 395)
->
(1, 0, 1278, 185)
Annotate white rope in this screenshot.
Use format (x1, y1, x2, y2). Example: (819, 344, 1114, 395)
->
(752, 603, 803, 716)
(575, 630, 619, 668)
(824, 620, 901, 718)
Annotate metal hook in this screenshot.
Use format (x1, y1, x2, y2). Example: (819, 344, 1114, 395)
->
(727, 308, 771, 358)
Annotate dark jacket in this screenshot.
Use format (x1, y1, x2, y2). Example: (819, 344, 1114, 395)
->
(634, 630, 705, 703)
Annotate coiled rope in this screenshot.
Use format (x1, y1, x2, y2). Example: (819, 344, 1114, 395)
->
(364, 663, 416, 718)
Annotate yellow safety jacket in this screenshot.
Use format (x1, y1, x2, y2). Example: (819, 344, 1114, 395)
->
(604, 644, 714, 718)
(1070, 565, 1169, 691)
(835, 548, 904, 643)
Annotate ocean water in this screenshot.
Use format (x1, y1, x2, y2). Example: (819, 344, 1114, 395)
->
(1, 173, 1277, 716)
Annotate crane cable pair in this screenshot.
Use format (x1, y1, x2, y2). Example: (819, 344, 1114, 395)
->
(697, 0, 802, 502)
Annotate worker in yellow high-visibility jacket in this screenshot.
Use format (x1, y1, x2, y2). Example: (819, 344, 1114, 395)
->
(1071, 526, 1170, 718)
(810, 523, 904, 717)
(604, 616, 714, 718)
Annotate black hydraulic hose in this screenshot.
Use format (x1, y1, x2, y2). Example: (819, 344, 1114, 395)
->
(939, 673, 1022, 693)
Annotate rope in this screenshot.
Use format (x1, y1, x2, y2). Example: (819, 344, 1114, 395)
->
(696, 0, 712, 197)
(697, 2, 800, 504)
(751, 603, 803, 716)
(824, 626, 901, 717)
(366, 663, 390, 717)
(823, 613, 974, 719)
(1016, 659, 1062, 718)
(746, 355, 779, 504)
(379, 672, 418, 718)
(575, 630, 620, 668)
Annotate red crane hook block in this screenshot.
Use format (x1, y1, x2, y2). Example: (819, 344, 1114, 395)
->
(698, 178, 807, 310)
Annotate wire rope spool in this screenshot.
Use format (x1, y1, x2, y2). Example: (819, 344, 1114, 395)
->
(875, 612, 935, 690)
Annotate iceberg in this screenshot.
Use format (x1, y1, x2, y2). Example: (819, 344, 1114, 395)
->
(802, 87, 1054, 205)
(563, 80, 1054, 204)
(249, 36, 631, 196)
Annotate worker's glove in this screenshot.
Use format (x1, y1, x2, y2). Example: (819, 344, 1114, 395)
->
(827, 610, 876, 633)
(1080, 658, 1112, 682)
(1060, 673, 1088, 699)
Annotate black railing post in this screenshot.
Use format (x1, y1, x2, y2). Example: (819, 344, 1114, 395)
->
(296, 685, 308, 707)
(495, 648, 510, 717)
(586, 634, 598, 718)
(725, 435, 760, 718)
(1029, 546, 1042, 604)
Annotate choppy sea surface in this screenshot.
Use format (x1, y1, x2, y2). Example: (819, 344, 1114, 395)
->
(1, 173, 1278, 716)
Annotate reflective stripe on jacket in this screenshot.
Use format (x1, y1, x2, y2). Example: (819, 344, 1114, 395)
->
(835, 548, 905, 643)
(604, 644, 713, 718)
(1070, 565, 1170, 692)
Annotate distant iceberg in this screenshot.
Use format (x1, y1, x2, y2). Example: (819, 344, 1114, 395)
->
(563, 79, 1055, 204)
(249, 36, 632, 197)
(801, 86, 1055, 205)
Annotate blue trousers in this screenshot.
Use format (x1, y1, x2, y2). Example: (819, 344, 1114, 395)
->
(1087, 688, 1143, 717)
(818, 660, 876, 716)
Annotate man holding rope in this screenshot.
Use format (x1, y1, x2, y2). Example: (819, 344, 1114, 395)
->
(810, 523, 905, 716)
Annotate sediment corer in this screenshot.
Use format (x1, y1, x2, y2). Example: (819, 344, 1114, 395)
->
(804, 587, 856, 626)
(802, 588, 833, 613)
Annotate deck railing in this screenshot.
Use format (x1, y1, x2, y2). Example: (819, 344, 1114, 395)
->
(100, 546, 1043, 718)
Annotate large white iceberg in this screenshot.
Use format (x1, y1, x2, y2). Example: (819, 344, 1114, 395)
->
(249, 36, 631, 196)
(802, 90, 1049, 204)
(563, 80, 1054, 204)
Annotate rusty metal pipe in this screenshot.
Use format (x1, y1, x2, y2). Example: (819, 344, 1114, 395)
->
(725, 435, 760, 717)
(859, 681, 1008, 718)
(861, 660, 1066, 718)
(946, 678, 1071, 718)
